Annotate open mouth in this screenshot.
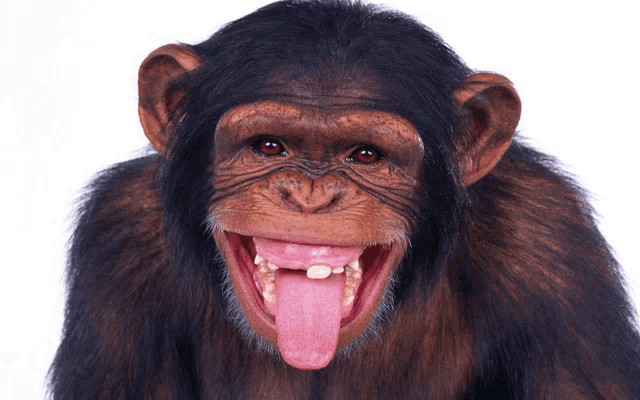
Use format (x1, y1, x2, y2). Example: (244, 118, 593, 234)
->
(220, 231, 395, 370)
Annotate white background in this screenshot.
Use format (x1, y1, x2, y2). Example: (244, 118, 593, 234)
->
(2, 0, 638, 398)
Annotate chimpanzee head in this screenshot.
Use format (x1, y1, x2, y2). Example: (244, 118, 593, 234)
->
(137, 0, 519, 369)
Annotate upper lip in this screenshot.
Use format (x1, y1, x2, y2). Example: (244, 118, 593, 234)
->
(252, 236, 364, 271)
(223, 228, 375, 248)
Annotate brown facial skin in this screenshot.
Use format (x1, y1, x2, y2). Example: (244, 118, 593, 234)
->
(212, 101, 424, 241)
(210, 101, 423, 351)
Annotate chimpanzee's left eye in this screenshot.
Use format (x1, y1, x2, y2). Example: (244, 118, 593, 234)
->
(252, 137, 287, 156)
(347, 146, 382, 164)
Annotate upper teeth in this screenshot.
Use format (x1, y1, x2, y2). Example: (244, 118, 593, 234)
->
(254, 254, 357, 280)
(253, 253, 363, 305)
(306, 265, 332, 279)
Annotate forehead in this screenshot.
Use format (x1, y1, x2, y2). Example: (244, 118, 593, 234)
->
(217, 101, 423, 147)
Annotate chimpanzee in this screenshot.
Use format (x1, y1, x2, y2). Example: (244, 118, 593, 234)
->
(50, 1, 640, 398)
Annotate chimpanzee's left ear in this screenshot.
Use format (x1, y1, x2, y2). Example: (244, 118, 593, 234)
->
(138, 44, 202, 155)
(454, 73, 521, 185)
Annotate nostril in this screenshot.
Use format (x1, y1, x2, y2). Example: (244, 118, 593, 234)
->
(274, 179, 347, 213)
(279, 189, 304, 212)
(279, 189, 290, 202)
(330, 194, 343, 208)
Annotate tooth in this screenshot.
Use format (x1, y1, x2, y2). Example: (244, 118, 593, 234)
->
(263, 291, 275, 304)
(258, 265, 269, 274)
(343, 295, 355, 306)
(267, 261, 279, 271)
(332, 266, 344, 274)
(346, 268, 362, 279)
(341, 259, 363, 306)
(262, 274, 275, 284)
(254, 254, 265, 265)
(306, 265, 332, 279)
(264, 282, 275, 292)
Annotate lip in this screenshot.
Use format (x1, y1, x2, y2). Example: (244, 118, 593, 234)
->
(214, 230, 403, 351)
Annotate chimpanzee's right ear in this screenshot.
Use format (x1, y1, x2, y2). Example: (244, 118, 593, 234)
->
(138, 44, 202, 155)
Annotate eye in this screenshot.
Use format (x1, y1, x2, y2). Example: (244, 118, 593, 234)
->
(252, 137, 287, 157)
(347, 146, 382, 164)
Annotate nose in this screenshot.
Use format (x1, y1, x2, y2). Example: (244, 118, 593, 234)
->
(277, 175, 346, 213)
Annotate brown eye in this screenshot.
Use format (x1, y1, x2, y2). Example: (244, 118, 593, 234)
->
(348, 147, 381, 164)
(253, 138, 286, 156)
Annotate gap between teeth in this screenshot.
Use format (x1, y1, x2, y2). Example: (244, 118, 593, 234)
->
(254, 254, 361, 306)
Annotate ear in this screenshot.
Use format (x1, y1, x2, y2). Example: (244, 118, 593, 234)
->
(138, 44, 202, 155)
(454, 73, 521, 185)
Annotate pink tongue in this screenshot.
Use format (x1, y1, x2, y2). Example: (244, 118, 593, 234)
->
(275, 269, 345, 370)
